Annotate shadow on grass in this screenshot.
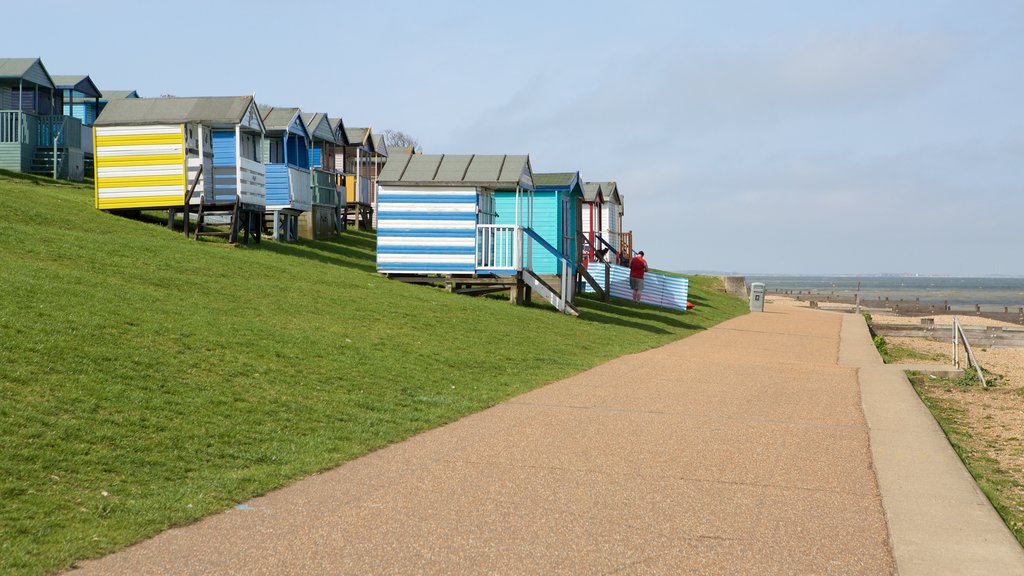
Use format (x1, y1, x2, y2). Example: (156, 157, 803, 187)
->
(252, 237, 377, 274)
(577, 295, 701, 330)
(575, 297, 702, 334)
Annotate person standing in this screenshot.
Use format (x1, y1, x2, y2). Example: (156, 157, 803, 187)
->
(628, 250, 648, 303)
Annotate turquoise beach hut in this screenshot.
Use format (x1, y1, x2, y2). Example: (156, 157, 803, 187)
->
(494, 171, 583, 276)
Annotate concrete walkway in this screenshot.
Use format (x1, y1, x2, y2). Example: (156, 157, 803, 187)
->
(70, 303, 1021, 574)
(842, 315, 1024, 575)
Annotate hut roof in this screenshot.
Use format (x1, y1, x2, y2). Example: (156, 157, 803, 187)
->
(301, 112, 338, 143)
(260, 106, 302, 130)
(328, 117, 350, 146)
(595, 181, 620, 205)
(0, 58, 54, 89)
(533, 172, 578, 188)
(95, 96, 260, 127)
(371, 133, 388, 157)
(52, 75, 102, 98)
(380, 153, 533, 190)
(345, 127, 370, 146)
(101, 90, 140, 100)
(582, 182, 603, 202)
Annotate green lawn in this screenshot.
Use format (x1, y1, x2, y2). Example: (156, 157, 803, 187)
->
(0, 175, 746, 575)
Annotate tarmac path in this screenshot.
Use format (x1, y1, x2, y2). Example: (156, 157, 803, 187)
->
(73, 303, 898, 575)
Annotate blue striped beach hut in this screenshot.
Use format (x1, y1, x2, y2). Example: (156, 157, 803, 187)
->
(376, 153, 533, 274)
(377, 153, 580, 315)
(259, 106, 312, 241)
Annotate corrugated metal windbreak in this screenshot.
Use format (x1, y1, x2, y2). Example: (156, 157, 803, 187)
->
(583, 264, 690, 311)
(94, 124, 186, 210)
(376, 186, 478, 274)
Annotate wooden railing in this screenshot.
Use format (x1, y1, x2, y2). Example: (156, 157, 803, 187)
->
(0, 111, 82, 149)
(0, 111, 23, 143)
(476, 224, 522, 271)
(37, 115, 82, 148)
(311, 169, 337, 205)
(620, 230, 633, 258)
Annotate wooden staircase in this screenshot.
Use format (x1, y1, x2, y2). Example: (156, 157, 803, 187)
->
(27, 148, 65, 178)
(193, 198, 241, 242)
(180, 165, 261, 245)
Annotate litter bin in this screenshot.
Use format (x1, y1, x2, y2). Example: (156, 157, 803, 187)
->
(749, 282, 766, 312)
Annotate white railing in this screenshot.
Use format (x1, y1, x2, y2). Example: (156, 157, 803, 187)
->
(476, 224, 522, 271)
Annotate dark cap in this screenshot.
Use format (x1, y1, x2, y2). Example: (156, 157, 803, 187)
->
(638, 250, 644, 256)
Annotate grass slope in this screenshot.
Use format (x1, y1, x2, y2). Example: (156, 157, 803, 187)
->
(0, 176, 746, 575)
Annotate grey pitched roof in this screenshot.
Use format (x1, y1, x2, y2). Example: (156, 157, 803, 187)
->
(371, 133, 387, 157)
(301, 112, 337, 143)
(260, 107, 307, 137)
(94, 96, 258, 127)
(345, 127, 370, 146)
(0, 58, 54, 89)
(595, 181, 620, 205)
(328, 117, 350, 146)
(533, 172, 578, 188)
(582, 182, 603, 202)
(380, 153, 532, 189)
(101, 90, 139, 100)
(52, 75, 102, 98)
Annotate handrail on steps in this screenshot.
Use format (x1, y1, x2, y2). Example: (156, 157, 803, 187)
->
(182, 164, 203, 238)
(521, 226, 577, 314)
(952, 316, 987, 387)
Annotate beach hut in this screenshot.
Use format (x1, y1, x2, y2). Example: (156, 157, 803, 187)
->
(259, 106, 312, 242)
(494, 171, 583, 276)
(300, 112, 345, 239)
(580, 182, 605, 262)
(0, 58, 84, 180)
(93, 95, 266, 243)
(343, 126, 384, 229)
(597, 181, 622, 261)
(54, 74, 102, 176)
(377, 153, 577, 314)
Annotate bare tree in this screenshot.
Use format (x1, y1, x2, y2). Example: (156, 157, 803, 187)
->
(381, 129, 421, 153)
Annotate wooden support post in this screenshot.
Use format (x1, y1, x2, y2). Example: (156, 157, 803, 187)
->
(445, 276, 455, 293)
(510, 276, 525, 305)
(167, 208, 176, 230)
(603, 262, 611, 302)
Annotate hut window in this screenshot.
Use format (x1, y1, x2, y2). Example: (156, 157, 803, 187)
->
(268, 140, 284, 164)
(240, 133, 259, 161)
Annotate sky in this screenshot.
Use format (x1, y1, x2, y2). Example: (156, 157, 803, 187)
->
(6, 0, 1022, 275)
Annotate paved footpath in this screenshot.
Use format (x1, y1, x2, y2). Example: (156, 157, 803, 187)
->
(71, 303, 1022, 574)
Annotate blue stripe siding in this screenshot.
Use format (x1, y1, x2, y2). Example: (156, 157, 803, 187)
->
(377, 229, 476, 238)
(377, 186, 480, 274)
(377, 262, 476, 272)
(377, 212, 477, 221)
(212, 131, 236, 166)
(377, 194, 477, 203)
(377, 246, 475, 255)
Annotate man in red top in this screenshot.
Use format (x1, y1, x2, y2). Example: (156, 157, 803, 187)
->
(628, 250, 648, 303)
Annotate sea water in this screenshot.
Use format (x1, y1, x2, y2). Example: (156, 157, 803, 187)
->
(750, 276, 1024, 312)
